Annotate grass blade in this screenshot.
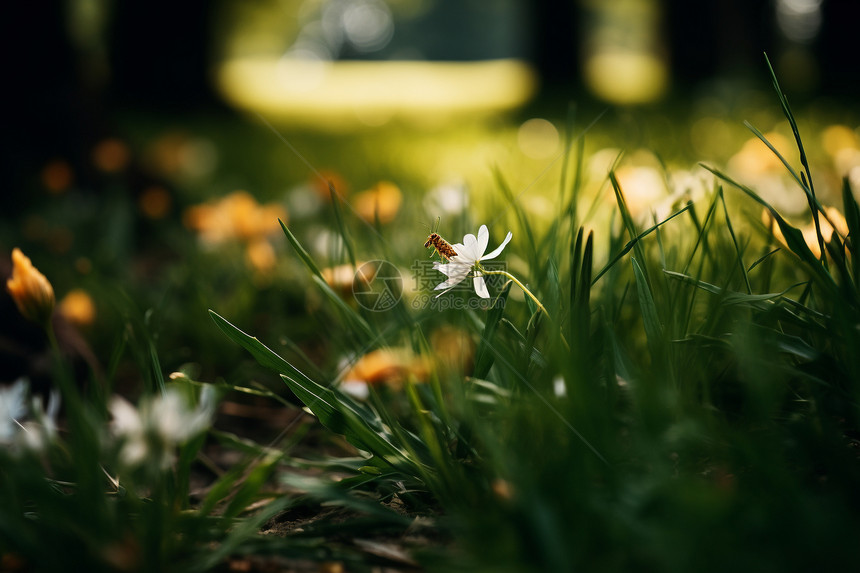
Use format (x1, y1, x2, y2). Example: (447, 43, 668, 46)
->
(280, 373, 422, 475)
(328, 185, 357, 269)
(280, 219, 324, 280)
(209, 310, 318, 383)
(473, 281, 513, 379)
(719, 188, 752, 293)
(311, 275, 376, 343)
(592, 204, 691, 285)
(632, 257, 664, 364)
(494, 167, 538, 260)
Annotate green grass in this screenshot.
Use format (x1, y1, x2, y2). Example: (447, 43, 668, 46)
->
(3, 59, 860, 572)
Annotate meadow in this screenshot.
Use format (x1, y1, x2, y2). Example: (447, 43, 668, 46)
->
(2, 61, 860, 572)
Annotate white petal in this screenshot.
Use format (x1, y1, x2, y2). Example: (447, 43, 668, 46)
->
(458, 232, 481, 262)
(434, 277, 469, 297)
(473, 273, 490, 298)
(476, 225, 490, 258)
(434, 276, 466, 291)
(482, 231, 513, 261)
(0, 379, 29, 441)
(434, 264, 470, 288)
(109, 396, 143, 436)
(433, 261, 471, 278)
(120, 437, 149, 467)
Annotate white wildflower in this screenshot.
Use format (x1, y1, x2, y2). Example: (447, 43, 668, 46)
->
(109, 385, 217, 469)
(0, 379, 60, 453)
(433, 224, 512, 299)
(0, 379, 28, 444)
(19, 390, 60, 452)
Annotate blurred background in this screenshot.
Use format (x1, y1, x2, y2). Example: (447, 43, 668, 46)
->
(4, 0, 859, 192)
(2, 0, 859, 393)
(4, 0, 858, 186)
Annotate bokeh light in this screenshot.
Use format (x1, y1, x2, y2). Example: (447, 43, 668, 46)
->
(92, 138, 130, 173)
(138, 186, 172, 220)
(41, 160, 74, 194)
(517, 118, 559, 160)
(581, 0, 668, 105)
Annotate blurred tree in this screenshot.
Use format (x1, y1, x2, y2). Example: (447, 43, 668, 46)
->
(1, 3, 92, 208)
(665, 0, 772, 86)
(109, 0, 220, 109)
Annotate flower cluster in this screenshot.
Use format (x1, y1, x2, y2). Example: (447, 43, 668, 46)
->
(183, 191, 288, 273)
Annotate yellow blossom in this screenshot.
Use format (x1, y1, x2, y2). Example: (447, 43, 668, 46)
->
(322, 263, 362, 298)
(6, 248, 55, 326)
(58, 288, 96, 327)
(313, 170, 350, 201)
(183, 191, 288, 246)
(245, 238, 277, 273)
(342, 348, 430, 390)
(352, 181, 402, 224)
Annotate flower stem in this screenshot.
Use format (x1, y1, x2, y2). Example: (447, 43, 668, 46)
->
(480, 269, 570, 350)
(44, 318, 79, 411)
(481, 270, 548, 317)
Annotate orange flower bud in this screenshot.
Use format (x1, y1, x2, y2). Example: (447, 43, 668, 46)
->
(6, 248, 55, 326)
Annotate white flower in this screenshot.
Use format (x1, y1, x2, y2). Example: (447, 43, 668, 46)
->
(0, 378, 60, 453)
(433, 224, 512, 299)
(0, 379, 28, 444)
(109, 385, 217, 469)
(19, 390, 60, 452)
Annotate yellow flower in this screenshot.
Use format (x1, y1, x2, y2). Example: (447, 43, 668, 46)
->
(58, 288, 96, 327)
(6, 248, 55, 326)
(245, 238, 277, 274)
(183, 191, 288, 246)
(352, 181, 402, 224)
(343, 348, 430, 389)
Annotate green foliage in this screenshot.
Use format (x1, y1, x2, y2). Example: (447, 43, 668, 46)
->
(209, 57, 860, 572)
(4, 55, 860, 573)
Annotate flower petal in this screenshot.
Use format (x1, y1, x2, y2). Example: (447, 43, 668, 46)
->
(473, 273, 489, 299)
(458, 232, 481, 262)
(433, 263, 470, 290)
(433, 260, 470, 278)
(434, 275, 467, 291)
(481, 231, 513, 261)
(476, 225, 489, 258)
(109, 396, 143, 436)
